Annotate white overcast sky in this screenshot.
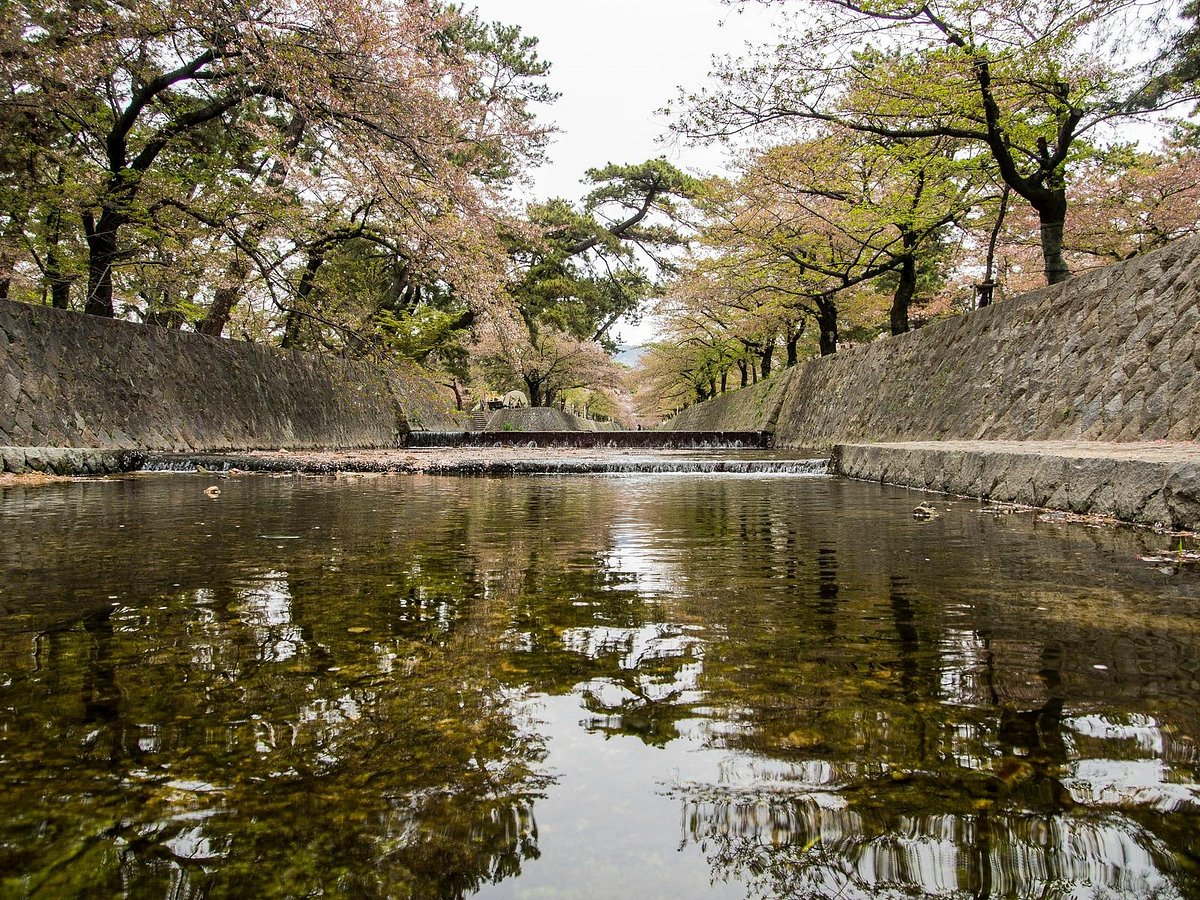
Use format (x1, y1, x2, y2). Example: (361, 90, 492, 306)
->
(468, 0, 787, 201)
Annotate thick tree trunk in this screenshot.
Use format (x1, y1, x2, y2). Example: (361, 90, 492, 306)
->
(84, 213, 122, 317)
(281, 308, 303, 348)
(280, 250, 325, 350)
(47, 252, 72, 309)
(760, 342, 773, 379)
(46, 206, 72, 309)
(786, 328, 801, 367)
(525, 377, 544, 407)
(197, 116, 307, 335)
(890, 253, 916, 335)
(817, 300, 838, 356)
(719, 369, 728, 394)
(738, 360, 748, 388)
(1038, 203, 1070, 285)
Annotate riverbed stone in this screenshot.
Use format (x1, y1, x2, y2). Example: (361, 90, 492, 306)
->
(1, 446, 27, 474)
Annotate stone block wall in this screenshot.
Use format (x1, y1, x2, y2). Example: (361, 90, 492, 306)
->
(665, 235, 1200, 447)
(0, 300, 460, 453)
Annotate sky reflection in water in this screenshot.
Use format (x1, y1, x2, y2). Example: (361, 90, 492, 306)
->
(1, 472, 1198, 898)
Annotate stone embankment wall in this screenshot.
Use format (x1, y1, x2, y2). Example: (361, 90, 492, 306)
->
(1, 299, 460, 468)
(664, 235, 1200, 446)
(484, 408, 615, 433)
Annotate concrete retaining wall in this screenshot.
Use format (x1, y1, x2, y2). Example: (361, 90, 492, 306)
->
(664, 235, 1200, 447)
(483, 408, 615, 433)
(0, 299, 460, 460)
(832, 441, 1200, 531)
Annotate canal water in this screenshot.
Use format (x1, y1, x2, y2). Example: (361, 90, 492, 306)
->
(1, 472, 1198, 898)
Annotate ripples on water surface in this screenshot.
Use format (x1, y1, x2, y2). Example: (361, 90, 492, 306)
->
(1, 473, 1198, 899)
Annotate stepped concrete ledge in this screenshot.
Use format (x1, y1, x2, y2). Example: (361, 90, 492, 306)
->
(831, 440, 1200, 532)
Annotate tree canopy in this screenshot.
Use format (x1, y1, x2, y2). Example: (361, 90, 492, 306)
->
(2, 0, 1197, 420)
(1, 0, 551, 324)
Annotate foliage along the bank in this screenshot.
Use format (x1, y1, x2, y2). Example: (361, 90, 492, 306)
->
(0, 0, 549, 349)
(637, 0, 1199, 419)
(3, 0, 1198, 423)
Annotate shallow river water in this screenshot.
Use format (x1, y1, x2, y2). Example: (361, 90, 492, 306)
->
(1, 472, 1198, 899)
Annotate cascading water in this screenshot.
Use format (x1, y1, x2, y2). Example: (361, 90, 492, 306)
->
(136, 452, 830, 477)
(423, 457, 830, 476)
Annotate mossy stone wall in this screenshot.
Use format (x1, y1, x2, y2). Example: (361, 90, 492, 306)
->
(664, 236, 1200, 447)
(0, 300, 459, 452)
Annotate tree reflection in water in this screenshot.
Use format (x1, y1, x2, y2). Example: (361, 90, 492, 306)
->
(0, 478, 553, 897)
(644, 483, 1200, 899)
(1, 473, 1198, 898)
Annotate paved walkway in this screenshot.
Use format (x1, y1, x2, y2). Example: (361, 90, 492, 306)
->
(832, 440, 1200, 532)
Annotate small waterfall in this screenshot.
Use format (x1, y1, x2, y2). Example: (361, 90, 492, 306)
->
(139, 453, 316, 473)
(135, 452, 831, 477)
(421, 457, 831, 476)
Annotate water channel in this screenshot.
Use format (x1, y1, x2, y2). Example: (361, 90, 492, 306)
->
(1, 470, 1198, 898)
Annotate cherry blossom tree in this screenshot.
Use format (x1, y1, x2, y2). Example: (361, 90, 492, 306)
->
(1, 0, 551, 327)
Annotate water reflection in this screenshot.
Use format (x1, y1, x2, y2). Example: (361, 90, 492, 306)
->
(1, 473, 1198, 898)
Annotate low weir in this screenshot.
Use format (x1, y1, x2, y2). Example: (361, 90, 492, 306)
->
(138, 450, 829, 477)
(401, 430, 774, 450)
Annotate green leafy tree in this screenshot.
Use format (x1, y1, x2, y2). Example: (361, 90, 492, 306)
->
(511, 159, 704, 350)
(1131, 0, 1200, 109)
(479, 159, 703, 406)
(676, 0, 1167, 285)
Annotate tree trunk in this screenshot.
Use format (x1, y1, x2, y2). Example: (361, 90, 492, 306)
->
(197, 253, 252, 336)
(978, 186, 1010, 308)
(1037, 197, 1070, 285)
(890, 252, 916, 335)
(46, 205, 72, 309)
(720, 369, 728, 394)
(817, 299, 838, 356)
(525, 377, 544, 407)
(280, 250, 326, 350)
(83, 212, 122, 317)
(786, 328, 802, 366)
(738, 360, 748, 388)
(47, 250, 72, 309)
(281, 307, 303, 348)
(760, 342, 773, 379)
(197, 116, 307, 335)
